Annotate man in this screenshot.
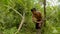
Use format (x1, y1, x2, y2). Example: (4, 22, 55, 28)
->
(31, 8, 43, 29)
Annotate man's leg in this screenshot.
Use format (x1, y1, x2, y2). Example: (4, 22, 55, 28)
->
(36, 23, 42, 34)
(36, 29, 41, 34)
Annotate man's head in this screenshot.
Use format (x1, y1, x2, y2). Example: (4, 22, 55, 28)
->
(31, 8, 36, 12)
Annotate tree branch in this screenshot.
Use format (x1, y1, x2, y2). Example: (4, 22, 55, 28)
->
(4, 5, 23, 17)
(14, 13, 25, 34)
(4, 5, 25, 34)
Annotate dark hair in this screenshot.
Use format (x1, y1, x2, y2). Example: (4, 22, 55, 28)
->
(31, 8, 36, 12)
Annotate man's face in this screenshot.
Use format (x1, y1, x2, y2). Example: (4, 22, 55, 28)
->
(32, 11, 36, 14)
(31, 8, 36, 13)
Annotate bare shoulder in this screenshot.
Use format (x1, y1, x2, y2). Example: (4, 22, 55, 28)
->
(36, 11, 41, 14)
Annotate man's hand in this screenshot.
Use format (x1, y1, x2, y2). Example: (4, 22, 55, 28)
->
(32, 17, 37, 23)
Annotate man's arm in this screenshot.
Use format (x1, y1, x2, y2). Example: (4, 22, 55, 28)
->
(32, 15, 37, 23)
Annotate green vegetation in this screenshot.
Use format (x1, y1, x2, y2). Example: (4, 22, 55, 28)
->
(0, 0, 60, 34)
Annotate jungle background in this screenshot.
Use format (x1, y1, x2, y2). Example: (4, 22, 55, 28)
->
(0, 0, 60, 34)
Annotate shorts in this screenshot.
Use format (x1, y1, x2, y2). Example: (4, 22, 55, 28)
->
(36, 23, 41, 29)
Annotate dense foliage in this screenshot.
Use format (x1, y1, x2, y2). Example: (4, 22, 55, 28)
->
(0, 0, 60, 34)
